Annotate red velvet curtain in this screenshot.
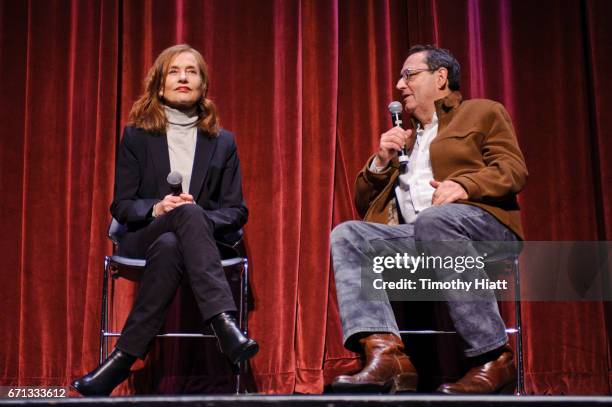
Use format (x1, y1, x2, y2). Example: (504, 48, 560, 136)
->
(1, 0, 611, 395)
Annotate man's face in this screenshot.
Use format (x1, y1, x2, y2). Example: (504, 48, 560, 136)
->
(160, 52, 204, 110)
(396, 52, 441, 120)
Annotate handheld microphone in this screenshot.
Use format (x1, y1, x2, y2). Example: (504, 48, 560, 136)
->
(167, 171, 183, 196)
(388, 101, 409, 166)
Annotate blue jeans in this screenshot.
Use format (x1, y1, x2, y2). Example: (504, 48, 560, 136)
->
(330, 203, 517, 357)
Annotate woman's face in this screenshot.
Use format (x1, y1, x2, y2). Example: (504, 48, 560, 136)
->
(160, 51, 204, 111)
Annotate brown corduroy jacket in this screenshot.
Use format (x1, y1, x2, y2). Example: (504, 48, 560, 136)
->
(354, 91, 528, 239)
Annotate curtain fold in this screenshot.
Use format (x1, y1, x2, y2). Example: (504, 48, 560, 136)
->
(0, 0, 119, 386)
(1, 0, 610, 395)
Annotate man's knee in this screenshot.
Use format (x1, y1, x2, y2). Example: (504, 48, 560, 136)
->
(330, 220, 365, 248)
(414, 205, 457, 241)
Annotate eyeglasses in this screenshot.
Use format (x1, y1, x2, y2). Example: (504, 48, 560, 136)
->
(400, 68, 435, 82)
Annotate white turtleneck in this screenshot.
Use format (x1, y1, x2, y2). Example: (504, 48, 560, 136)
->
(164, 105, 198, 194)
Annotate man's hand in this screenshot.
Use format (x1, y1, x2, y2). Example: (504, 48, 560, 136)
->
(430, 180, 468, 205)
(154, 193, 195, 216)
(374, 127, 412, 168)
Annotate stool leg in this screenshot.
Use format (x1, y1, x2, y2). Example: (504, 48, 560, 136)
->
(235, 259, 249, 394)
(514, 258, 525, 395)
(234, 263, 244, 394)
(99, 256, 110, 365)
(233, 362, 241, 394)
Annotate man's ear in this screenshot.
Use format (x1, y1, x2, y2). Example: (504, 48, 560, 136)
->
(437, 67, 449, 90)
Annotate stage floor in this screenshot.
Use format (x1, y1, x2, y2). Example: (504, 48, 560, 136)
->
(2, 395, 612, 407)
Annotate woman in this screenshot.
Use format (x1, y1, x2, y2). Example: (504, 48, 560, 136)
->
(72, 44, 258, 396)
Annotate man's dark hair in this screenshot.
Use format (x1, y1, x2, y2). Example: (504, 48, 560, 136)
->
(408, 44, 461, 91)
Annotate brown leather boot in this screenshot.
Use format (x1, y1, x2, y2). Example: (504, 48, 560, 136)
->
(332, 333, 417, 393)
(437, 344, 516, 394)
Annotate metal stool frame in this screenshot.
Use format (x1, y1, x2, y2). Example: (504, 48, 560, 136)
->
(398, 257, 525, 395)
(98, 219, 250, 394)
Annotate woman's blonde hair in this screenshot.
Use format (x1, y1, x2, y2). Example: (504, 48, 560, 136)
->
(128, 44, 219, 135)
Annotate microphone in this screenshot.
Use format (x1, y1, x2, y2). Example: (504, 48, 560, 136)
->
(167, 171, 183, 196)
(388, 101, 409, 166)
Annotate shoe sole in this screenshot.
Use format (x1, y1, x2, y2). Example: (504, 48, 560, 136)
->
(70, 382, 112, 397)
(332, 371, 418, 394)
(436, 379, 517, 395)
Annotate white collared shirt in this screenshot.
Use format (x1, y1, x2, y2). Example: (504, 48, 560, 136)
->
(371, 112, 439, 224)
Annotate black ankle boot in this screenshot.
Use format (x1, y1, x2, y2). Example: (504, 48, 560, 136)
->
(71, 349, 136, 396)
(210, 312, 259, 364)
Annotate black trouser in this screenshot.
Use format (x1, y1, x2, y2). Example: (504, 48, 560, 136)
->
(115, 204, 236, 359)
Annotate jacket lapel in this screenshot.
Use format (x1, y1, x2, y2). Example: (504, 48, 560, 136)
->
(189, 129, 217, 199)
(434, 91, 463, 135)
(149, 132, 171, 197)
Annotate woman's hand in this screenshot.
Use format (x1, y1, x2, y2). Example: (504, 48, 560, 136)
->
(153, 193, 195, 216)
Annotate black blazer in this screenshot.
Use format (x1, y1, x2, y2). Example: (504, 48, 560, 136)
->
(110, 125, 248, 237)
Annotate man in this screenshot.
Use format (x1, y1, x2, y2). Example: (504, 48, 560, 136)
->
(330, 44, 527, 394)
